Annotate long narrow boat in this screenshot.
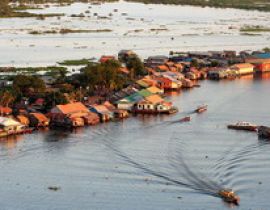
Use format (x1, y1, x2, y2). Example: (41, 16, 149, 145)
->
(179, 116, 191, 122)
(227, 122, 257, 132)
(195, 105, 207, 113)
(218, 189, 240, 205)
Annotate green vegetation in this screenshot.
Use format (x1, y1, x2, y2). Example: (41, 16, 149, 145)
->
(240, 32, 261, 36)
(0, 66, 67, 74)
(0, 0, 64, 18)
(0, 11, 64, 18)
(263, 47, 270, 53)
(58, 59, 94, 66)
(126, 0, 270, 12)
(125, 55, 146, 80)
(29, 29, 112, 35)
(77, 60, 127, 95)
(240, 25, 270, 33)
(13, 75, 46, 96)
(12, 4, 42, 10)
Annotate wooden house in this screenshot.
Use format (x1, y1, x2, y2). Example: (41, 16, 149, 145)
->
(207, 67, 231, 80)
(0, 117, 26, 137)
(16, 115, 30, 126)
(103, 101, 129, 119)
(144, 55, 169, 68)
(99, 55, 116, 63)
(82, 112, 100, 125)
(134, 95, 177, 114)
(230, 63, 254, 75)
(50, 102, 91, 127)
(245, 58, 270, 73)
(29, 113, 50, 127)
(146, 86, 164, 95)
(89, 105, 113, 122)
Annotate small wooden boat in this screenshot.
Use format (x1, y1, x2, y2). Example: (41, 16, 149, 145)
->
(218, 189, 240, 205)
(227, 122, 257, 132)
(179, 116, 191, 122)
(258, 126, 270, 139)
(195, 105, 207, 113)
(168, 107, 179, 114)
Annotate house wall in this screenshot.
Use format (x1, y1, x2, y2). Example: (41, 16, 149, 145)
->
(156, 105, 170, 111)
(256, 63, 270, 73)
(238, 67, 254, 75)
(117, 103, 134, 111)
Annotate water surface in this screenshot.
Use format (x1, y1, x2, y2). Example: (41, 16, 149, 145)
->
(1, 1, 270, 66)
(1, 76, 270, 210)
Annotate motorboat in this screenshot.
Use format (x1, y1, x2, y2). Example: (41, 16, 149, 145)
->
(218, 189, 240, 205)
(179, 116, 191, 122)
(227, 122, 257, 132)
(195, 105, 207, 113)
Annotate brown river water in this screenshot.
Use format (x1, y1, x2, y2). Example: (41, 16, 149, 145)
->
(0, 74, 270, 210)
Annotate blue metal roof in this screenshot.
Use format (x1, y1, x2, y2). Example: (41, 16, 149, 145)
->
(253, 53, 270, 59)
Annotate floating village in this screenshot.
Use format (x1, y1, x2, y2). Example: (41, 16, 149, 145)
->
(1, 49, 270, 139)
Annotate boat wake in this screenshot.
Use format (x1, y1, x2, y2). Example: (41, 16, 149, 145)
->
(101, 132, 225, 198)
(100, 126, 268, 201)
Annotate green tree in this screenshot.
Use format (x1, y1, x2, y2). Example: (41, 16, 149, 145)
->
(13, 75, 46, 96)
(44, 91, 68, 110)
(126, 55, 146, 79)
(79, 60, 126, 96)
(263, 47, 270, 53)
(190, 59, 199, 68)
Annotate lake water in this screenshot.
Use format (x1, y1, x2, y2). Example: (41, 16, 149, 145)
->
(1, 74, 270, 210)
(0, 1, 270, 66)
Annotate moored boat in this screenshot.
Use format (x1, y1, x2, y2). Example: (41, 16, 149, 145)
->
(218, 189, 240, 205)
(227, 122, 257, 132)
(195, 105, 207, 113)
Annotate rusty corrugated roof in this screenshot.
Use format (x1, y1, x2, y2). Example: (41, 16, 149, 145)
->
(55, 102, 89, 115)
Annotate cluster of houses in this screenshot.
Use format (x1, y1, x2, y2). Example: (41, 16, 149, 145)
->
(167, 50, 270, 80)
(1, 49, 270, 138)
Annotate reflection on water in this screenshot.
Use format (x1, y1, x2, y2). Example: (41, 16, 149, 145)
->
(0, 79, 270, 210)
(0, 135, 24, 150)
(254, 72, 270, 80)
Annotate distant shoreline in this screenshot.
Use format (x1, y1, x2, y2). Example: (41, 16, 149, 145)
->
(10, 0, 270, 13)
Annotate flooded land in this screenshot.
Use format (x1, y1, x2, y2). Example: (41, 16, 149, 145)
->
(0, 1, 270, 66)
(1, 1, 270, 210)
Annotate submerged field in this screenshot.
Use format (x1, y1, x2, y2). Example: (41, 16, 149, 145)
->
(0, 1, 270, 67)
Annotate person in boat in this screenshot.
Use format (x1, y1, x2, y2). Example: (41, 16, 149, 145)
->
(218, 189, 240, 205)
